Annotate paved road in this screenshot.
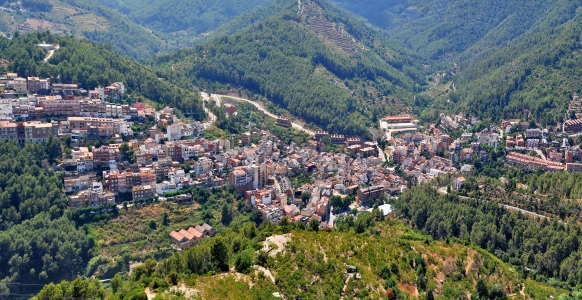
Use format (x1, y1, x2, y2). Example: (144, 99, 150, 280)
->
(209, 93, 315, 136)
(437, 187, 548, 220)
(200, 92, 217, 126)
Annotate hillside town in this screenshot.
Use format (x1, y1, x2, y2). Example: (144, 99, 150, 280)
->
(5, 73, 582, 233)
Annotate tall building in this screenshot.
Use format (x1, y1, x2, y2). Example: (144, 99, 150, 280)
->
(229, 166, 253, 193)
(23, 121, 59, 143)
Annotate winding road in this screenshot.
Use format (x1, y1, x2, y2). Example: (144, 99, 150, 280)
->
(437, 187, 549, 220)
(202, 92, 315, 136)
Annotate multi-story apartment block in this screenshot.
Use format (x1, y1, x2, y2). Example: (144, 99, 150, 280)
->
(23, 121, 59, 143)
(565, 119, 582, 133)
(79, 100, 106, 117)
(27, 77, 50, 93)
(167, 123, 182, 141)
(132, 184, 155, 200)
(103, 170, 127, 193)
(6, 78, 27, 94)
(330, 134, 345, 144)
(38, 96, 80, 117)
(229, 166, 254, 193)
(68, 189, 115, 208)
(276, 117, 291, 128)
(315, 131, 328, 140)
(357, 185, 385, 205)
(93, 146, 119, 167)
(0, 121, 17, 140)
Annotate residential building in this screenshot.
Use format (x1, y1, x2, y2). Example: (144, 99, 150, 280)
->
(276, 117, 291, 128)
(229, 166, 253, 193)
(27, 76, 50, 93)
(453, 177, 466, 190)
(38, 96, 80, 117)
(132, 184, 155, 200)
(0, 121, 17, 140)
(167, 123, 182, 141)
(169, 223, 215, 250)
(506, 152, 564, 172)
(330, 134, 345, 144)
(385, 114, 413, 124)
(565, 119, 582, 133)
(24, 121, 58, 143)
(357, 185, 385, 205)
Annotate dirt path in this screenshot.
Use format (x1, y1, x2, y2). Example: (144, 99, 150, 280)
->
(43, 44, 59, 62)
(255, 266, 276, 284)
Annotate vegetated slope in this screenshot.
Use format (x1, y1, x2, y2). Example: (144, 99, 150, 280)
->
(0, 140, 92, 296)
(154, 0, 426, 138)
(334, 0, 582, 125)
(450, 0, 582, 125)
(0, 32, 204, 119)
(31, 220, 566, 299)
(393, 184, 582, 288)
(97, 0, 276, 41)
(0, 0, 168, 59)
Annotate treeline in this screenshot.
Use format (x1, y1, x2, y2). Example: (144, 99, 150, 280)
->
(393, 185, 582, 287)
(527, 171, 582, 200)
(99, 0, 274, 36)
(0, 140, 91, 294)
(447, 1, 582, 125)
(59, 0, 169, 59)
(153, 1, 422, 138)
(0, 32, 205, 120)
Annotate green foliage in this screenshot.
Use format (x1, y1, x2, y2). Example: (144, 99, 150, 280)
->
(154, 0, 423, 137)
(32, 278, 106, 300)
(335, 0, 582, 126)
(161, 212, 169, 226)
(99, 0, 275, 37)
(234, 251, 252, 273)
(330, 195, 352, 213)
(20, 0, 52, 12)
(148, 219, 157, 230)
(0, 140, 91, 290)
(394, 184, 582, 286)
(221, 203, 233, 225)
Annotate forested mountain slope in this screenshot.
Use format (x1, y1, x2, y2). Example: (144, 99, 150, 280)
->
(333, 0, 582, 125)
(32, 220, 567, 299)
(153, 0, 427, 138)
(0, 140, 92, 294)
(97, 0, 276, 40)
(0, 0, 170, 59)
(0, 0, 280, 58)
(0, 32, 204, 118)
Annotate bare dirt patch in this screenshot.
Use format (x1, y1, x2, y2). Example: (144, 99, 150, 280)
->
(170, 283, 200, 298)
(398, 282, 418, 297)
(263, 233, 291, 256)
(24, 18, 52, 30)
